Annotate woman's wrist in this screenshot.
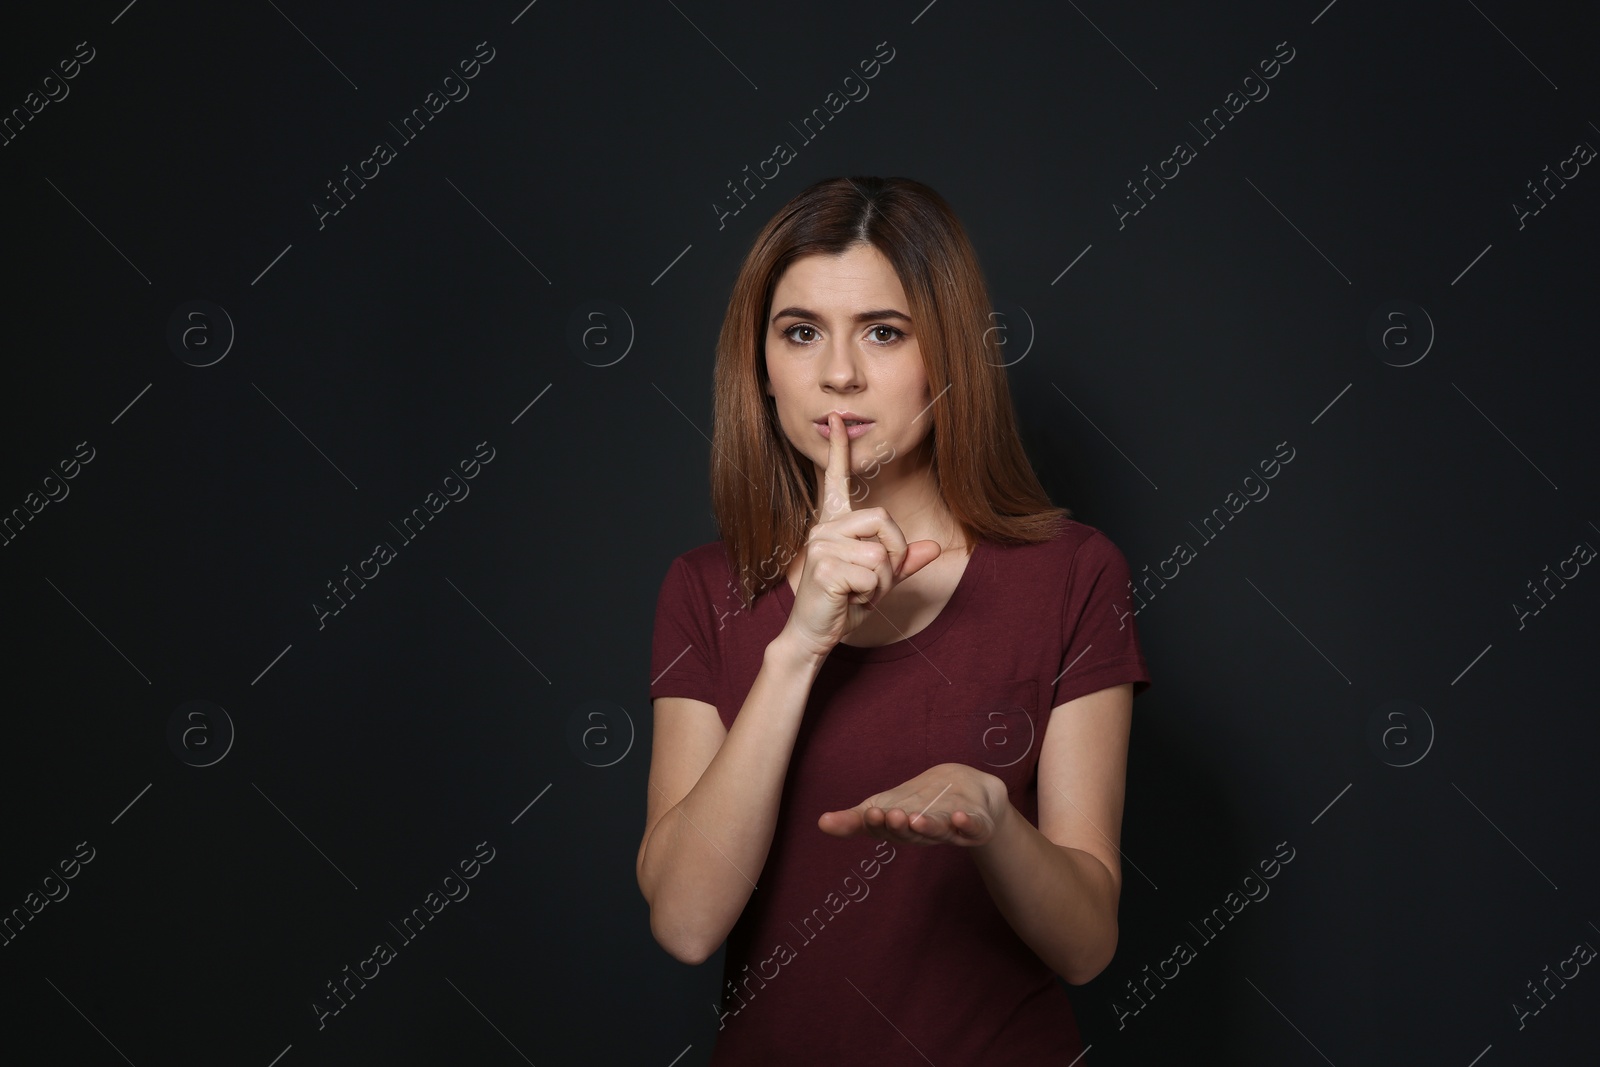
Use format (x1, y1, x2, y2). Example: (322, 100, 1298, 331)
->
(766, 629, 831, 675)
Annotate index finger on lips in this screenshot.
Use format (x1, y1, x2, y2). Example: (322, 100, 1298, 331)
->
(817, 412, 853, 524)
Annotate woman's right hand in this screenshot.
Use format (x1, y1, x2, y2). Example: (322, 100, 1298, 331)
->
(780, 412, 944, 661)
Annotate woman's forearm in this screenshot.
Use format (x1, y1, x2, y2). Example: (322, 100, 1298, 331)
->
(639, 635, 824, 965)
(969, 799, 1120, 985)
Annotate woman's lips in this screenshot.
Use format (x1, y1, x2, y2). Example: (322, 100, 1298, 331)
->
(815, 420, 874, 439)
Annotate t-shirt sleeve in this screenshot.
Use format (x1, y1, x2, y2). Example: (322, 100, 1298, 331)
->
(1050, 531, 1153, 709)
(648, 555, 719, 706)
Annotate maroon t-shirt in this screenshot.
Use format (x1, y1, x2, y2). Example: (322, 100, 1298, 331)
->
(648, 518, 1152, 1065)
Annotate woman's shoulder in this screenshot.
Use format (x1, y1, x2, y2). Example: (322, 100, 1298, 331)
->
(1000, 515, 1128, 564)
(658, 539, 730, 593)
(974, 519, 1135, 604)
(669, 538, 729, 572)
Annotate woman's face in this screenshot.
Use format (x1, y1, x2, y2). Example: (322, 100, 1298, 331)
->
(764, 242, 935, 491)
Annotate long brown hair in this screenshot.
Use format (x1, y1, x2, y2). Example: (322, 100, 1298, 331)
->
(711, 175, 1070, 611)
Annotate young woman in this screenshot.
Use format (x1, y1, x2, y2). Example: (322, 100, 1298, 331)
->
(638, 175, 1152, 1064)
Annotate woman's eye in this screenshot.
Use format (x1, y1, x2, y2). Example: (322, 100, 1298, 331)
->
(781, 324, 903, 344)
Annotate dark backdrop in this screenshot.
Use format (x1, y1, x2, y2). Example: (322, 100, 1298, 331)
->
(2, 1, 1596, 1064)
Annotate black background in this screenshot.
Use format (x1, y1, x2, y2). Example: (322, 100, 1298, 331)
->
(2, 1, 1596, 1064)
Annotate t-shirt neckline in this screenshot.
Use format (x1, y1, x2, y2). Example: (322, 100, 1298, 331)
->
(774, 539, 986, 662)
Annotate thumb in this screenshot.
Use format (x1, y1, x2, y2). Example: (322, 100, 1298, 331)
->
(818, 809, 864, 837)
(894, 539, 944, 581)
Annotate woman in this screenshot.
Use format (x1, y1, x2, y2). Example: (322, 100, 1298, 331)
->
(638, 175, 1152, 1064)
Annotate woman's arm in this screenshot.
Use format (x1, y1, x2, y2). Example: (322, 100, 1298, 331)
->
(968, 682, 1133, 985)
(636, 633, 825, 965)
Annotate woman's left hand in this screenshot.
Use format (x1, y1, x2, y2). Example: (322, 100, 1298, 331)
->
(817, 763, 1012, 848)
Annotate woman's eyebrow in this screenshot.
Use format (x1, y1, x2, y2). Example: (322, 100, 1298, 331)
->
(770, 306, 912, 325)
